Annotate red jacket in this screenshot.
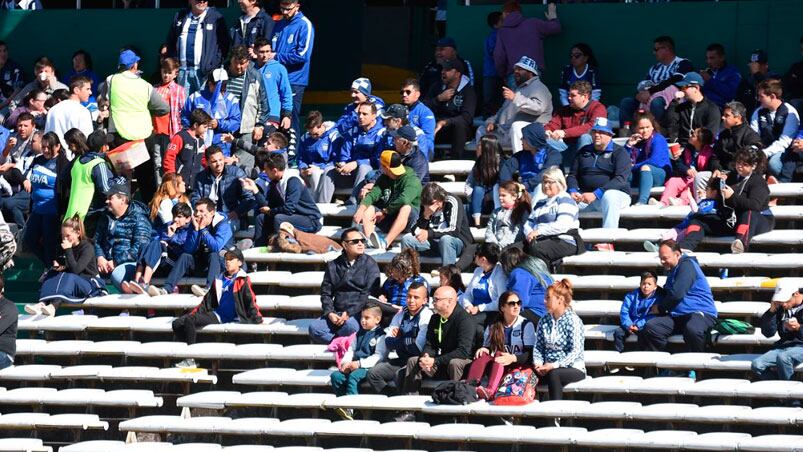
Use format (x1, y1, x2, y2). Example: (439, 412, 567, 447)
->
(545, 100, 607, 141)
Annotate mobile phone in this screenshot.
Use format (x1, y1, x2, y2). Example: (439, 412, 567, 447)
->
(719, 178, 726, 190)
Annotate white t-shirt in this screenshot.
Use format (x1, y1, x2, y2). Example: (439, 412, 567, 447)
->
(44, 98, 94, 153)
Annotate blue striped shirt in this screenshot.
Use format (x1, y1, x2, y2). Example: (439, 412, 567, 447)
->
(524, 192, 579, 242)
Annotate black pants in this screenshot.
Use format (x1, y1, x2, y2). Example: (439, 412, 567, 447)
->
(612, 326, 641, 353)
(679, 210, 774, 251)
(779, 150, 803, 182)
(172, 311, 219, 345)
(640, 313, 717, 353)
(543, 367, 585, 400)
(436, 119, 471, 159)
(366, 358, 406, 394)
(527, 237, 578, 267)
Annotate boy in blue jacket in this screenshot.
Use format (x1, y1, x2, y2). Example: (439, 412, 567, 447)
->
(613, 271, 663, 352)
(124, 202, 193, 295)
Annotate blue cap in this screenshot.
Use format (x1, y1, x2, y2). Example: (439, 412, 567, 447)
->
(436, 37, 457, 49)
(675, 72, 705, 87)
(522, 123, 547, 149)
(118, 50, 140, 69)
(590, 117, 614, 135)
(514, 56, 539, 76)
(351, 77, 372, 97)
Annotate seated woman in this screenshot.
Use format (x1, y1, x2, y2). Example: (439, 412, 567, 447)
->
(501, 247, 553, 325)
(523, 167, 583, 268)
(465, 291, 535, 400)
(533, 279, 585, 400)
(149, 172, 190, 228)
(678, 147, 774, 253)
(460, 243, 507, 324)
(378, 248, 428, 323)
(27, 215, 107, 316)
(466, 135, 502, 228)
(625, 111, 671, 205)
(660, 127, 714, 206)
(485, 181, 530, 249)
(437, 264, 466, 298)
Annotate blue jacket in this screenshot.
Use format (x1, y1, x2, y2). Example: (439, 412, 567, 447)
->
(626, 132, 672, 176)
(408, 101, 436, 159)
(94, 201, 153, 265)
(191, 165, 255, 218)
(567, 141, 632, 200)
(256, 59, 294, 123)
(702, 64, 741, 108)
(483, 30, 498, 78)
(183, 86, 242, 156)
(167, 7, 230, 77)
(230, 8, 274, 50)
(335, 96, 386, 136)
(153, 221, 193, 257)
(500, 147, 562, 193)
(271, 11, 314, 86)
(254, 174, 322, 225)
(338, 120, 386, 168)
(677, 198, 720, 230)
(620, 288, 661, 329)
(660, 254, 718, 318)
(184, 212, 233, 255)
(507, 260, 553, 319)
(400, 147, 430, 185)
(27, 155, 58, 215)
(297, 123, 341, 169)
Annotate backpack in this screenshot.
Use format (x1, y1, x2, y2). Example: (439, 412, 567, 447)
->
(493, 366, 539, 406)
(707, 318, 756, 346)
(431, 380, 479, 405)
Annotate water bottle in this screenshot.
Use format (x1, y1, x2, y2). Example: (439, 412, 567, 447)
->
(619, 121, 631, 138)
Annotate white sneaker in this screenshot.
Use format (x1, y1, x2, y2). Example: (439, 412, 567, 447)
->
(191, 285, 208, 297)
(24, 302, 45, 315)
(175, 358, 197, 369)
(147, 285, 167, 297)
(730, 239, 745, 254)
(648, 198, 661, 206)
(129, 281, 146, 295)
(41, 304, 56, 317)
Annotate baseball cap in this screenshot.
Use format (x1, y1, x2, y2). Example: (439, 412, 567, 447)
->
(750, 49, 768, 64)
(590, 117, 614, 135)
(380, 150, 405, 177)
(211, 68, 229, 83)
(676, 72, 705, 87)
(118, 50, 140, 69)
(392, 125, 418, 142)
(225, 248, 245, 263)
(441, 59, 466, 74)
(772, 279, 800, 302)
(521, 123, 547, 149)
(381, 104, 408, 120)
(436, 37, 457, 49)
(105, 180, 131, 198)
(514, 56, 539, 76)
(87, 129, 113, 153)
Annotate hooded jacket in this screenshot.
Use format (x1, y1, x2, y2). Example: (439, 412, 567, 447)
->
(94, 201, 153, 265)
(184, 212, 233, 255)
(256, 59, 294, 123)
(167, 7, 230, 76)
(711, 122, 762, 172)
(500, 147, 562, 193)
(659, 254, 717, 318)
(271, 11, 314, 86)
(620, 287, 663, 329)
(164, 128, 204, 189)
(183, 86, 242, 156)
(190, 268, 262, 324)
(493, 11, 561, 76)
(760, 303, 803, 349)
(491, 75, 553, 127)
(296, 121, 340, 169)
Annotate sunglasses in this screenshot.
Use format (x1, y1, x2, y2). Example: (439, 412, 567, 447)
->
(400, 89, 414, 95)
(504, 300, 522, 307)
(344, 238, 366, 245)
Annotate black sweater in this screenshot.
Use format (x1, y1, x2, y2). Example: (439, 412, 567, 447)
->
(413, 195, 473, 248)
(63, 239, 99, 279)
(760, 304, 803, 349)
(666, 97, 722, 146)
(0, 297, 17, 358)
(423, 306, 475, 366)
(724, 172, 769, 214)
(711, 123, 762, 172)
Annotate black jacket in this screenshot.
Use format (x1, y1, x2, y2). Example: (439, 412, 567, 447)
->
(166, 7, 230, 77)
(320, 253, 380, 318)
(230, 8, 274, 50)
(666, 97, 722, 146)
(423, 76, 477, 128)
(0, 297, 17, 359)
(711, 122, 762, 172)
(760, 303, 803, 349)
(724, 171, 769, 214)
(412, 195, 473, 248)
(423, 307, 475, 366)
(63, 239, 99, 279)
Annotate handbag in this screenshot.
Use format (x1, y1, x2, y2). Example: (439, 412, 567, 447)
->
(493, 366, 538, 406)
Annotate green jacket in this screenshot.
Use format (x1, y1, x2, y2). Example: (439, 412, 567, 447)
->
(361, 166, 422, 214)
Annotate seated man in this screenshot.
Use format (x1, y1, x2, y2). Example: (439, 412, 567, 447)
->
(0, 274, 17, 370)
(244, 151, 322, 247)
(749, 79, 800, 179)
(366, 281, 433, 395)
(710, 101, 762, 173)
(318, 101, 385, 204)
(401, 182, 472, 266)
(478, 55, 552, 153)
(545, 80, 606, 169)
(335, 77, 385, 135)
(308, 228, 381, 344)
(499, 122, 561, 201)
(400, 79, 435, 160)
(392, 125, 429, 184)
(183, 69, 242, 158)
(0, 113, 38, 227)
(665, 72, 721, 146)
(147, 198, 233, 297)
(419, 36, 474, 97)
(171, 248, 262, 368)
(752, 280, 803, 381)
(296, 110, 341, 195)
(191, 145, 255, 233)
(354, 150, 422, 250)
(424, 59, 476, 160)
(94, 182, 153, 291)
(642, 240, 718, 373)
(396, 286, 474, 420)
(567, 118, 632, 250)
(377, 104, 428, 166)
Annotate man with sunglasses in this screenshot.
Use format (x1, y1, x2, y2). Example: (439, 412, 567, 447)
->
(400, 79, 435, 160)
(308, 227, 380, 344)
(271, 0, 315, 135)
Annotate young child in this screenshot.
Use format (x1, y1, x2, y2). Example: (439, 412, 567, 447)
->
(613, 271, 662, 352)
(153, 57, 187, 138)
(123, 202, 193, 295)
(645, 177, 723, 251)
(486, 181, 531, 248)
(660, 127, 714, 207)
(379, 248, 429, 324)
(329, 304, 385, 419)
(437, 264, 466, 298)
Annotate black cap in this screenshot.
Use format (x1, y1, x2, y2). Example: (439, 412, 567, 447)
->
(441, 59, 466, 74)
(750, 49, 768, 64)
(105, 180, 131, 198)
(224, 248, 245, 262)
(381, 103, 409, 120)
(392, 125, 418, 142)
(436, 37, 457, 49)
(87, 130, 113, 153)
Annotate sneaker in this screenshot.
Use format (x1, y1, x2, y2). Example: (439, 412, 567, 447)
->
(120, 281, 133, 294)
(335, 407, 354, 421)
(41, 304, 56, 317)
(730, 239, 745, 254)
(476, 386, 491, 401)
(394, 411, 416, 422)
(191, 285, 208, 297)
(593, 243, 615, 252)
(147, 285, 168, 297)
(236, 238, 254, 251)
(175, 358, 197, 369)
(648, 198, 661, 206)
(608, 367, 621, 374)
(129, 281, 147, 295)
(668, 197, 684, 207)
(643, 241, 659, 253)
(367, 231, 386, 250)
(24, 302, 45, 315)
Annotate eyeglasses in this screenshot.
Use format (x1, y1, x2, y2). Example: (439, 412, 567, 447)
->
(344, 238, 366, 245)
(504, 301, 522, 306)
(569, 53, 583, 59)
(542, 180, 558, 186)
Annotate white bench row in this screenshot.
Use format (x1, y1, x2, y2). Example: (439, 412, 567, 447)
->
(0, 364, 216, 384)
(116, 416, 803, 451)
(63, 443, 412, 452)
(0, 387, 161, 408)
(0, 438, 51, 452)
(0, 413, 107, 431)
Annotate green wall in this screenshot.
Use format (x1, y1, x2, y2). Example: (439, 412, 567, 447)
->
(447, 0, 803, 106)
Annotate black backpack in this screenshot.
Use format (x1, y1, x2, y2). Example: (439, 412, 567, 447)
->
(431, 380, 479, 405)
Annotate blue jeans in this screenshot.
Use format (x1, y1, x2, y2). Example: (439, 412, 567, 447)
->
(579, 189, 632, 229)
(165, 252, 222, 293)
(0, 190, 30, 228)
(0, 351, 11, 370)
(400, 234, 464, 266)
(290, 84, 306, 138)
(330, 367, 369, 396)
(178, 67, 203, 94)
(767, 152, 784, 177)
(308, 315, 360, 344)
(619, 96, 667, 125)
(23, 211, 59, 267)
(110, 262, 137, 290)
(548, 134, 593, 171)
(631, 164, 667, 204)
(254, 212, 321, 247)
(751, 345, 803, 381)
(468, 184, 499, 220)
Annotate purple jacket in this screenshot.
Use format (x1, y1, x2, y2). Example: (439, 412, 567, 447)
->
(494, 11, 561, 77)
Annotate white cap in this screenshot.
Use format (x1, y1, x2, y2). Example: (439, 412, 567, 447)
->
(772, 279, 800, 302)
(211, 68, 228, 83)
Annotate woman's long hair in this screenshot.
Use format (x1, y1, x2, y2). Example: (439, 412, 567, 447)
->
(62, 213, 86, 241)
(149, 172, 189, 220)
(385, 247, 421, 282)
(473, 134, 502, 187)
(489, 291, 520, 352)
